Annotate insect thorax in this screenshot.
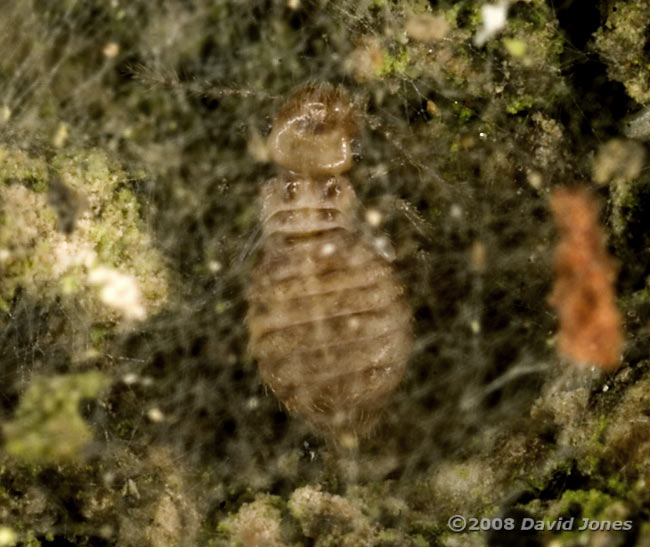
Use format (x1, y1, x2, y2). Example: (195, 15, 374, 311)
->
(259, 174, 358, 235)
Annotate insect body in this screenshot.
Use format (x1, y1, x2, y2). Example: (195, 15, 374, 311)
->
(246, 83, 412, 438)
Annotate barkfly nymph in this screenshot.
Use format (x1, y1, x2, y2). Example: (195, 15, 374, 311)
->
(246, 83, 413, 440)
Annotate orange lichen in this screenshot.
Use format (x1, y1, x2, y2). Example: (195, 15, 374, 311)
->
(549, 187, 623, 370)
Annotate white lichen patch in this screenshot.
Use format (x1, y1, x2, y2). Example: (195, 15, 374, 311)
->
(405, 13, 449, 42)
(591, 138, 646, 238)
(52, 238, 97, 276)
(287, 485, 422, 546)
(623, 107, 650, 140)
(289, 485, 373, 543)
(474, 1, 510, 47)
(593, 138, 645, 186)
(0, 147, 169, 323)
(531, 112, 566, 172)
(428, 459, 501, 519)
(88, 266, 146, 321)
(344, 36, 384, 83)
(219, 495, 286, 547)
(144, 494, 180, 546)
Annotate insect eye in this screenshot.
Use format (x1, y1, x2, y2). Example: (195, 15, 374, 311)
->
(284, 181, 300, 201)
(323, 179, 340, 199)
(295, 116, 326, 136)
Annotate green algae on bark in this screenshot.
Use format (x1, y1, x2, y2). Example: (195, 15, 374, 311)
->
(3, 371, 109, 462)
(594, 0, 650, 106)
(0, 147, 169, 323)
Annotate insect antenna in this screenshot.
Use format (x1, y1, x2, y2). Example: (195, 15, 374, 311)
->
(129, 62, 279, 101)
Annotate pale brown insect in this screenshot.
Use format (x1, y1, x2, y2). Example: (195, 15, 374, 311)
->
(246, 83, 412, 439)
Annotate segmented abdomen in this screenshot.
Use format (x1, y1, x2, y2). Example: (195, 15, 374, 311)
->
(246, 175, 412, 437)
